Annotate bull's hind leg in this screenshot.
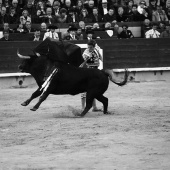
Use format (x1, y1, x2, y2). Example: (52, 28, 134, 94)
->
(21, 88, 42, 106)
(30, 92, 49, 111)
(79, 95, 94, 117)
(96, 95, 110, 114)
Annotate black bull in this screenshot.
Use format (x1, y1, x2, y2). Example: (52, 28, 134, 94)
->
(18, 54, 128, 117)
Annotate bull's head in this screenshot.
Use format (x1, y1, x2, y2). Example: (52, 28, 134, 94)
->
(17, 49, 40, 73)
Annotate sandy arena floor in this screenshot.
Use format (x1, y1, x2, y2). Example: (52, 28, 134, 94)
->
(0, 81, 170, 170)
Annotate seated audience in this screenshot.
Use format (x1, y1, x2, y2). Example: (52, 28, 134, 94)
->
(56, 8, 67, 23)
(118, 24, 134, 39)
(137, 0, 152, 21)
(160, 23, 170, 37)
(0, 30, 12, 41)
(76, 27, 84, 40)
(84, 29, 96, 40)
(30, 29, 43, 41)
(20, 10, 31, 25)
(75, 0, 84, 16)
(0, 22, 14, 33)
(63, 26, 79, 40)
(40, 22, 47, 32)
(78, 8, 92, 23)
(43, 25, 59, 41)
(8, 7, 18, 24)
(141, 19, 152, 37)
(78, 21, 86, 30)
(66, 8, 79, 23)
(152, 5, 168, 22)
(90, 7, 103, 23)
(42, 7, 57, 24)
(0, 6, 9, 24)
(14, 23, 24, 33)
(103, 8, 117, 23)
(116, 6, 128, 22)
(98, 0, 109, 17)
(145, 22, 160, 38)
(52, 1, 61, 17)
(24, 21, 36, 33)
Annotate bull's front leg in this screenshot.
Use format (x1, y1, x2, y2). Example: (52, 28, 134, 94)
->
(21, 88, 42, 106)
(30, 92, 49, 111)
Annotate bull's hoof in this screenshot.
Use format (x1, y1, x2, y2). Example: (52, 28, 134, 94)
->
(30, 107, 38, 111)
(104, 111, 111, 115)
(21, 102, 29, 106)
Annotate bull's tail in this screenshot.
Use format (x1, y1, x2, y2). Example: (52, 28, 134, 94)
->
(104, 69, 129, 86)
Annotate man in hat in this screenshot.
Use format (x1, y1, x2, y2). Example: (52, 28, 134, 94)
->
(43, 25, 59, 41)
(81, 39, 103, 111)
(63, 26, 79, 40)
(117, 24, 134, 39)
(145, 22, 160, 38)
(85, 29, 96, 40)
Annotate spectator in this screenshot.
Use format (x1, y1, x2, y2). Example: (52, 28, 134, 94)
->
(116, 6, 128, 22)
(40, 22, 47, 32)
(81, 40, 103, 111)
(76, 27, 83, 40)
(42, 7, 56, 24)
(105, 21, 119, 36)
(14, 23, 24, 33)
(43, 25, 59, 40)
(0, 7, 9, 24)
(3, 0, 11, 14)
(36, 0, 46, 14)
(24, 21, 36, 33)
(98, 0, 109, 17)
(158, 21, 166, 31)
(124, 0, 134, 19)
(11, 0, 22, 17)
(63, 0, 73, 15)
(0, 30, 12, 41)
(85, 29, 96, 40)
(8, 7, 18, 24)
(0, 22, 14, 33)
(22, 0, 36, 18)
(90, 7, 103, 23)
(128, 4, 141, 21)
(137, 0, 151, 21)
(118, 24, 134, 39)
(55, 8, 67, 23)
(52, 1, 61, 17)
(166, 7, 170, 20)
(141, 18, 152, 37)
(75, 0, 84, 16)
(160, 23, 170, 37)
(66, 8, 79, 23)
(92, 22, 101, 30)
(79, 8, 92, 23)
(103, 8, 117, 23)
(145, 22, 160, 38)
(148, 0, 157, 13)
(84, 0, 95, 16)
(19, 10, 31, 25)
(33, 9, 44, 23)
(30, 29, 42, 41)
(79, 20, 86, 30)
(152, 5, 168, 22)
(63, 26, 79, 40)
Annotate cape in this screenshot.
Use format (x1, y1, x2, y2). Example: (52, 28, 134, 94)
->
(34, 38, 84, 67)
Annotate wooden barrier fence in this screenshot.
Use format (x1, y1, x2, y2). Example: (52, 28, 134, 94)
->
(0, 38, 170, 74)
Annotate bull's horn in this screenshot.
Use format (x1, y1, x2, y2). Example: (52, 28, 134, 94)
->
(17, 49, 30, 59)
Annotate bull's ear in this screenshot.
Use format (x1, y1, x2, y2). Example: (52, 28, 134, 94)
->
(17, 49, 31, 59)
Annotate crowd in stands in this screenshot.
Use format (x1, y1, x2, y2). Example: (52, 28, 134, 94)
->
(0, 0, 170, 41)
